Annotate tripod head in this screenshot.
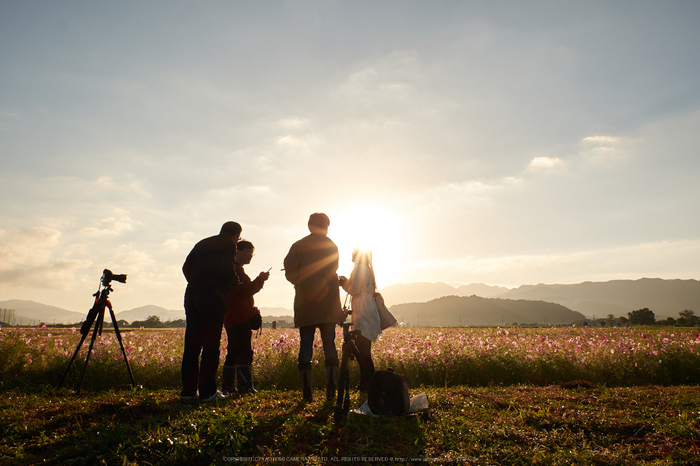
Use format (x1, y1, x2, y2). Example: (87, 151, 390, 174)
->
(338, 310, 362, 344)
(80, 269, 127, 337)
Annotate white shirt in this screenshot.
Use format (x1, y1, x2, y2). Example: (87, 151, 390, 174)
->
(346, 264, 381, 342)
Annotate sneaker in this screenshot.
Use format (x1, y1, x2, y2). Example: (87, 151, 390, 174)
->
(180, 394, 198, 401)
(201, 391, 228, 402)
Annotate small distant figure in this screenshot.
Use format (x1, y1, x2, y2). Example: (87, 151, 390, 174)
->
(284, 213, 345, 403)
(221, 240, 269, 395)
(339, 248, 381, 392)
(181, 221, 241, 402)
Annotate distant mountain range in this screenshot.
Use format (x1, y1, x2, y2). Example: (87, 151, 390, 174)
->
(0, 300, 89, 326)
(0, 300, 186, 326)
(391, 295, 585, 326)
(0, 299, 294, 326)
(2, 278, 698, 325)
(498, 278, 700, 319)
(380, 282, 509, 305)
(114, 305, 185, 323)
(380, 278, 700, 320)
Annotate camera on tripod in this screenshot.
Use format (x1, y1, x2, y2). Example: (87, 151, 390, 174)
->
(61, 268, 135, 394)
(80, 269, 127, 337)
(102, 269, 127, 286)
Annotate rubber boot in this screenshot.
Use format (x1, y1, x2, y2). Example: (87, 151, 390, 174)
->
(299, 369, 313, 403)
(221, 365, 236, 394)
(236, 365, 257, 395)
(325, 365, 338, 402)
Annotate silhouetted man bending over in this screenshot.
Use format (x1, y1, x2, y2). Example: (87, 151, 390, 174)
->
(181, 221, 241, 401)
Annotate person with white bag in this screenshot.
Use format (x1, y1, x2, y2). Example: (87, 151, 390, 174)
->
(339, 248, 381, 393)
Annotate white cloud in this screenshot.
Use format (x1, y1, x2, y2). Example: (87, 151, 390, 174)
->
(344, 67, 379, 88)
(94, 176, 115, 187)
(582, 135, 620, 145)
(0, 227, 63, 272)
(278, 117, 309, 129)
(112, 246, 156, 271)
(0, 227, 91, 293)
(333, 52, 421, 109)
(79, 212, 138, 237)
(163, 237, 194, 251)
(14, 227, 61, 246)
(276, 135, 299, 145)
(578, 135, 631, 168)
(527, 156, 565, 172)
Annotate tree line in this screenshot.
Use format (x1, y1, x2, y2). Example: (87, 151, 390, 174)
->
(611, 308, 699, 326)
(118, 315, 185, 328)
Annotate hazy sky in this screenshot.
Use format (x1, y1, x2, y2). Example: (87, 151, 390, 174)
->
(2, 1, 699, 313)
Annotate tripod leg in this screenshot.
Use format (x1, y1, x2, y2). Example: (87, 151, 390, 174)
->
(349, 339, 383, 415)
(77, 308, 104, 395)
(109, 306, 136, 387)
(343, 360, 351, 413)
(59, 333, 89, 388)
(62, 297, 102, 388)
(334, 344, 351, 421)
(345, 338, 384, 414)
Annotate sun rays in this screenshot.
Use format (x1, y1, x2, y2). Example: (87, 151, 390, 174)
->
(329, 203, 407, 285)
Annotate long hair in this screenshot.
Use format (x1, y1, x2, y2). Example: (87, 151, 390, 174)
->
(351, 248, 377, 290)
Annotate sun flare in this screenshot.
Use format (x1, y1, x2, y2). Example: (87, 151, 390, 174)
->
(329, 203, 407, 287)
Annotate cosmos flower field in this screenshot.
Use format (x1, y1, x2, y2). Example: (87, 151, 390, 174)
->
(2, 325, 699, 391)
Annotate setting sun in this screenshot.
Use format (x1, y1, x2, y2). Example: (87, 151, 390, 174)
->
(329, 203, 407, 286)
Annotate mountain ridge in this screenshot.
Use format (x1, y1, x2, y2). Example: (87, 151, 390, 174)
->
(0, 299, 293, 326)
(391, 295, 585, 326)
(498, 278, 700, 319)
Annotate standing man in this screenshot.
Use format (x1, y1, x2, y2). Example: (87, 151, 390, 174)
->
(181, 221, 241, 401)
(222, 240, 269, 395)
(284, 213, 345, 403)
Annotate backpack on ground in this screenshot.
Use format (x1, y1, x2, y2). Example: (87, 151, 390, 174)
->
(368, 368, 410, 416)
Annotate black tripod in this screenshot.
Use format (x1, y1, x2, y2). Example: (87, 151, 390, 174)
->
(334, 311, 380, 421)
(59, 269, 136, 394)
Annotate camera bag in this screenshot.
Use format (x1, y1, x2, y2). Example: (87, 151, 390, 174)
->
(248, 310, 262, 331)
(370, 368, 411, 416)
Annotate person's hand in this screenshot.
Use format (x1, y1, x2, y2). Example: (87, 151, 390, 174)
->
(259, 271, 270, 281)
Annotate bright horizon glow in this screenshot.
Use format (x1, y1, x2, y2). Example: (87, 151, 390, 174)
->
(330, 203, 407, 287)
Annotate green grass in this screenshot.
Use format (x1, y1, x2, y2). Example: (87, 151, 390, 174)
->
(1, 385, 700, 465)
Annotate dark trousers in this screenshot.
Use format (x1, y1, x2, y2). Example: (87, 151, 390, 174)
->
(224, 320, 253, 366)
(355, 334, 375, 391)
(181, 289, 226, 399)
(297, 323, 339, 370)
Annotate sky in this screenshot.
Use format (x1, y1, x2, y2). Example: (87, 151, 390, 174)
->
(1, 1, 700, 314)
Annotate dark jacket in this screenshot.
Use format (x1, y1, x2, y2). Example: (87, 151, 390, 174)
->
(284, 233, 344, 327)
(223, 262, 265, 329)
(182, 233, 238, 295)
